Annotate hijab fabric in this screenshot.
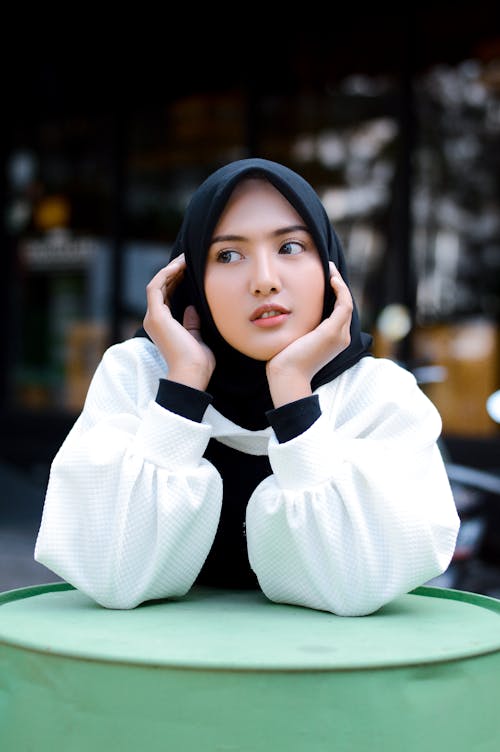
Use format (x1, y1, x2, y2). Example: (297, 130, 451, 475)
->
(167, 158, 372, 429)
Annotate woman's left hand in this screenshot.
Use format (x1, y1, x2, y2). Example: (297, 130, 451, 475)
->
(266, 262, 353, 407)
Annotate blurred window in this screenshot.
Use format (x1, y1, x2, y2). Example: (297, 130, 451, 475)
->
(4, 60, 499, 440)
(411, 59, 500, 436)
(5, 116, 114, 413)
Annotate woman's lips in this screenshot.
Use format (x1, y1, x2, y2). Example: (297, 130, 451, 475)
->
(252, 312, 289, 328)
(250, 304, 290, 328)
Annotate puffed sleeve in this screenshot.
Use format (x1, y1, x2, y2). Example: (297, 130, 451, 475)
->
(34, 339, 222, 609)
(245, 358, 460, 616)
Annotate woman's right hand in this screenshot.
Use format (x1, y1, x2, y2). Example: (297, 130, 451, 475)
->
(143, 254, 216, 391)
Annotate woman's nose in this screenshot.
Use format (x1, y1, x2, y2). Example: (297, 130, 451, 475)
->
(250, 253, 282, 295)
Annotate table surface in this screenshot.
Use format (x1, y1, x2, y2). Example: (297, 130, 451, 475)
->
(1, 583, 500, 670)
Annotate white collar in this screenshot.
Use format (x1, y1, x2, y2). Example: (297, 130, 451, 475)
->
(203, 405, 273, 456)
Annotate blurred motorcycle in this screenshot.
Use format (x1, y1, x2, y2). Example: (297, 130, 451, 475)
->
(415, 374, 500, 597)
(375, 305, 500, 596)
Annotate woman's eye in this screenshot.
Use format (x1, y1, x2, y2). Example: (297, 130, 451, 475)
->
(279, 241, 303, 255)
(216, 249, 241, 264)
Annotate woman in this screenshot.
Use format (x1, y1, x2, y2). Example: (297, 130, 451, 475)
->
(34, 158, 460, 615)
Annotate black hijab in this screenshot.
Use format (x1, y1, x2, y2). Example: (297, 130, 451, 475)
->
(166, 158, 372, 430)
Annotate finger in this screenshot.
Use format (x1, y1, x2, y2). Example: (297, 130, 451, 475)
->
(163, 255, 186, 292)
(147, 255, 186, 304)
(151, 254, 186, 286)
(329, 267, 352, 307)
(329, 260, 343, 283)
(325, 266, 353, 343)
(183, 304, 199, 330)
(183, 305, 204, 343)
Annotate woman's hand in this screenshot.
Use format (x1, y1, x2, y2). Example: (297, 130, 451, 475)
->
(143, 254, 215, 391)
(266, 262, 353, 407)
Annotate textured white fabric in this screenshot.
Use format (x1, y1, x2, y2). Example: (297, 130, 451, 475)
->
(35, 337, 460, 614)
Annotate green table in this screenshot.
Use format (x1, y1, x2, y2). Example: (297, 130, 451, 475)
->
(1, 583, 500, 750)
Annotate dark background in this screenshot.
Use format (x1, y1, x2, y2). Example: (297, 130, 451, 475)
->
(1, 4, 499, 591)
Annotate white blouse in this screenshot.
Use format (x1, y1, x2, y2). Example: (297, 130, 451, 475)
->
(35, 337, 460, 615)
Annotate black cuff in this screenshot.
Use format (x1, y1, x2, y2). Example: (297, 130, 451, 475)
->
(156, 379, 213, 423)
(266, 395, 321, 443)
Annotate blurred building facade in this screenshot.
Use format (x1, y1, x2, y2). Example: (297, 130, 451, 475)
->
(1, 8, 499, 487)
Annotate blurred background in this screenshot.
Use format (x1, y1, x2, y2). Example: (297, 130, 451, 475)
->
(1, 6, 500, 594)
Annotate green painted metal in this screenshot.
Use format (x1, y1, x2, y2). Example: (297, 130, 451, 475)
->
(1, 584, 500, 751)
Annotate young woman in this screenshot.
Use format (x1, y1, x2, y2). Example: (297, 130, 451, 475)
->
(34, 158, 460, 615)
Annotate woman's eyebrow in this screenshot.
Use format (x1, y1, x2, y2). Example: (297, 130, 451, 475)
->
(273, 224, 310, 237)
(210, 233, 246, 245)
(210, 224, 310, 245)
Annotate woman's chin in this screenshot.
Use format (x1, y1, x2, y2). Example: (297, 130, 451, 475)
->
(231, 341, 290, 362)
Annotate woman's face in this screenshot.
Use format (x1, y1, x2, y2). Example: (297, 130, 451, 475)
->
(204, 178, 325, 361)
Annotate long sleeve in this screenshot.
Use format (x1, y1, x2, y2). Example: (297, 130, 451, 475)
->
(246, 357, 460, 616)
(34, 339, 222, 609)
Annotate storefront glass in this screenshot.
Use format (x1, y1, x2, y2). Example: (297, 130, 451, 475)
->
(5, 115, 114, 413)
(411, 59, 500, 436)
(3, 60, 499, 445)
